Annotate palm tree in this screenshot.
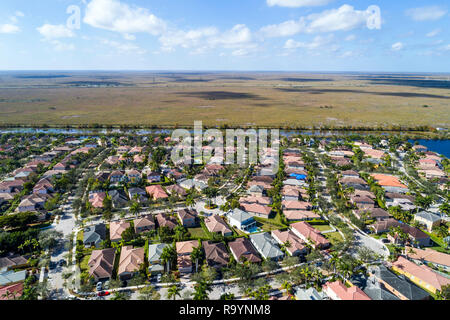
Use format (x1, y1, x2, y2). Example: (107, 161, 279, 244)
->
(280, 241, 292, 254)
(130, 199, 141, 218)
(281, 281, 293, 296)
(167, 285, 181, 301)
(191, 243, 203, 273)
(161, 244, 176, 273)
(193, 280, 212, 300)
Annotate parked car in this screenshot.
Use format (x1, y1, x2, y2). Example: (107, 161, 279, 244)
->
(104, 281, 110, 290)
(96, 282, 103, 291)
(98, 291, 110, 297)
(49, 262, 57, 270)
(58, 259, 67, 267)
(157, 274, 162, 283)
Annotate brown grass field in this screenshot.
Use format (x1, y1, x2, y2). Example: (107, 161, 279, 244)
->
(0, 71, 449, 128)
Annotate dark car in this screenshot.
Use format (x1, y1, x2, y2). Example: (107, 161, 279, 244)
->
(49, 262, 57, 270)
(58, 259, 67, 267)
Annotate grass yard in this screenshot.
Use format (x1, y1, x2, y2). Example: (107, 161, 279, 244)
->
(310, 224, 333, 232)
(325, 231, 344, 245)
(188, 227, 210, 240)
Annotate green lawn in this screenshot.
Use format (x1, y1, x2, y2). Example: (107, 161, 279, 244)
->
(79, 255, 90, 273)
(325, 232, 344, 245)
(188, 227, 210, 240)
(311, 224, 333, 232)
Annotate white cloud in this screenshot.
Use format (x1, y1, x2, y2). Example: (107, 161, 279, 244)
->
(306, 5, 370, 33)
(159, 24, 255, 55)
(426, 29, 441, 38)
(267, 0, 333, 8)
(406, 6, 447, 21)
(0, 12, 24, 34)
(0, 24, 20, 34)
(391, 42, 404, 51)
(84, 0, 167, 35)
(260, 19, 306, 37)
(284, 34, 334, 50)
(37, 24, 75, 39)
(260, 5, 372, 37)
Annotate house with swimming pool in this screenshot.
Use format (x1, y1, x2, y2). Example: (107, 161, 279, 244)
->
(227, 208, 258, 233)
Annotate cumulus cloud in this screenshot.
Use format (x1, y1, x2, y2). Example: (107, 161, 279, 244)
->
(0, 12, 24, 34)
(159, 24, 255, 55)
(391, 42, 404, 51)
(260, 19, 307, 38)
(406, 6, 447, 21)
(0, 24, 20, 34)
(37, 24, 75, 39)
(267, 0, 333, 8)
(84, 0, 167, 35)
(260, 5, 372, 37)
(284, 34, 335, 50)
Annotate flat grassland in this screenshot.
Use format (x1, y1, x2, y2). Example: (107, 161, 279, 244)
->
(0, 71, 449, 128)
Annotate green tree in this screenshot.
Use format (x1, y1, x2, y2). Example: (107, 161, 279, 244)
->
(167, 285, 181, 301)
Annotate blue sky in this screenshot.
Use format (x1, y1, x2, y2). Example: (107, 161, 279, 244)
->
(0, 0, 449, 71)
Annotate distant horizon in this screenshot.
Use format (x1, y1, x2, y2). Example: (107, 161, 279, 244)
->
(1, 70, 450, 75)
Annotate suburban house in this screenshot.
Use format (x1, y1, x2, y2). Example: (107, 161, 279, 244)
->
(134, 215, 155, 234)
(323, 281, 371, 300)
(385, 193, 416, 212)
(83, 223, 106, 248)
(405, 247, 450, 272)
(118, 246, 145, 280)
(291, 221, 331, 249)
(283, 210, 321, 222)
(240, 202, 272, 218)
(0, 269, 27, 287)
(282, 200, 312, 211)
(369, 219, 401, 234)
(271, 229, 307, 256)
(0, 254, 28, 271)
(156, 213, 178, 230)
(148, 243, 168, 275)
(391, 256, 450, 294)
(227, 209, 257, 233)
(145, 185, 169, 201)
(249, 232, 284, 261)
(354, 208, 392, 221)
(202, 241, 230, 269)
(414, 211, 442, 232)
(388, 225, 432, 247)
(165, 184, 188, 198)
(128, 187, 148, 203)
(125, 169, 142, 183)
(370, 174, 409, 194)
(204, 215, 233, 237)
(228, 237, 261, 264)
(109, 170, 125, 183)
(176, 240, 199, 274)
(339, 176, 369, 190)
(88, 248, 116, 282)
(0, 283, 23, 300)
(177, 209, 199, 228)
(109, 190, 129, 208)
(110, 220, 131, 242)
(369, 265, 430, 300)
(88, 192, 106, 208)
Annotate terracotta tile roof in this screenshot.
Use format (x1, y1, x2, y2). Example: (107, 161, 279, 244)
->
(145, 185, 168, 200)
(271, 229, 306, 255)
(156, 213, 178, 230)
(88, 248, 115, 280)
(110, 220, 131, 241)
(291, 221, 330, 248)
(118, 246, 145, 275)
(283, 210, 321, 221)
(371, 174, 408, 189)
(0, 282, 23, 300)
(392, 256, 450, 291)
(240, 203, 272, 217)
(323, 281, 371, 300)
(282, 200, 311, 210)
(228, 238, 261, 263)
(202, 241, 230, 267)
(204, 215, 232, 236)
(405, 247, 450, 268)
(176, 240, 199, 255)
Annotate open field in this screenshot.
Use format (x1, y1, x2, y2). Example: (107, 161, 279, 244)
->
(0, 71, 449, 128)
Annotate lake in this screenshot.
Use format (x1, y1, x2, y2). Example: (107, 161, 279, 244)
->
(409, 139, 450, 158)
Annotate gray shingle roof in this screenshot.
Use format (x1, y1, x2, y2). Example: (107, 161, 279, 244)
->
(249, 232, 284, 260)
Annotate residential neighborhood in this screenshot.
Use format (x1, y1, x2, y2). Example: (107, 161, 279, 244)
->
(0, 131, 449, 301)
